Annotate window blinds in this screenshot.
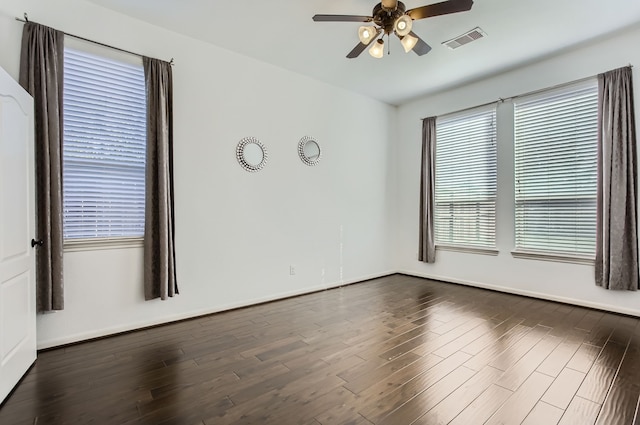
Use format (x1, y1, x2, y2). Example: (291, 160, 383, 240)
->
(435, 107, 497, 249)
(63, 48, 147, 240)
(514, 81, 598, 256)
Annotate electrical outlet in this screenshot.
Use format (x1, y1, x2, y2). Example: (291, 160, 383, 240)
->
(289, 265, 296, 275)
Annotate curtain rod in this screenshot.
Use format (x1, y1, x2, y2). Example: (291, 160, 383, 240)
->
(15, 13, 174, 65)
(421, 64, 634, 121)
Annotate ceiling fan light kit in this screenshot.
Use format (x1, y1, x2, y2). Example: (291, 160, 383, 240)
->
(312, 0, 474, 59)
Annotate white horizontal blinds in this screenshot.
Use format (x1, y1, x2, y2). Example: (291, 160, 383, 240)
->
(435, 107, 497, 248)
(514, 81, 598, 256)
(63, 47, 146, 240)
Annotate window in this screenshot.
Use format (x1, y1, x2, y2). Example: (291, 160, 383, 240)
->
(62, 47, 146, 241)
(435, 107, 497, 249)
(514, 81, 598, 258)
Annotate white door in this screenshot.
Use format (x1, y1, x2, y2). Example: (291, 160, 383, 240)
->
(0, 65, 36, 404)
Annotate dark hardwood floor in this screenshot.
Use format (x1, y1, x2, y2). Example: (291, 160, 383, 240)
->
(2, 274, 640, 424)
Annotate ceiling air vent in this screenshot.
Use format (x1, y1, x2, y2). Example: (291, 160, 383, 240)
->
(442, 27, 486, 50)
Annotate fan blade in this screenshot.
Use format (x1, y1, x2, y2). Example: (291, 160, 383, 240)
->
(313, 14, 372, 22)
(409, 31, 432, 55)
(407, 0, 473, 20)
(347, 42, 369, 59)
(347, 29, 381, 58)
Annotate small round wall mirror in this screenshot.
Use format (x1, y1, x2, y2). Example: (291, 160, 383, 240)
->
(298, 136, 321, 166)
(236, 137, 268, 172)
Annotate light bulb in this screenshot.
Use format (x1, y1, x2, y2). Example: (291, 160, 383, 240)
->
(369, 39, 384, 59)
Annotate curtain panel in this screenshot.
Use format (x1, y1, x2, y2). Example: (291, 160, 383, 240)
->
(19, 22, 65, 311)
(419, 117, 437, 263)
(143, 57, 178, 300)
(595, 66, 639, 290)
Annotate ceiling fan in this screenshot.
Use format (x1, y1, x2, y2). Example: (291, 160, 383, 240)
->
(312, 0, 474, 59)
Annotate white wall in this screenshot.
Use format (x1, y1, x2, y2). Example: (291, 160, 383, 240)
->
(0, 0, 396, 348)
(395, 24, 640, 316)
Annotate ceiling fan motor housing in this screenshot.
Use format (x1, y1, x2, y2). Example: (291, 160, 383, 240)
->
(373, 1, 407, 34)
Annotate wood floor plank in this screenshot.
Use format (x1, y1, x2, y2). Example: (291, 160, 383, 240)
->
(485, 372, 554, 425)
(432, 316, 504, 358)
(463, 324, 533, 371)
(313, 387, 373, 425)
(541, 367, 586, 409)
(489, 324, 552, 371)
(576, 364, 618, 404)
(495, 334, 562, 391)
(415, 365, 503, 425)
(521, 401, 564, 425)
(595, 381, 640, 425)
(358, 351, 471, 423)
(558, 396, 601, 425)
(566, 343, 602, 373)
(538, 337, 584, 377)
(356, 353, 444, 402)
(342, 352, 421, 394)
(409, 317, 487, 358)
(594, 332, 640, 424)
(576, 311, 606, 332)
(380, 365, 476, 425)
(459, 316, 525, 356)
(214, 374, 347, 424)
(448, 384, 513, 425)
(576, 339, 628, 404)
(376, 330, 439, 361)
(584, 314, 619, 347)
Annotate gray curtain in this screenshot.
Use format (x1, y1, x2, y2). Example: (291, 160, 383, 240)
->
(595, 66, 638, 290)
(418, 117, 437, 263)
(143, 57, 178, 300)
(19, 22, 64, 311)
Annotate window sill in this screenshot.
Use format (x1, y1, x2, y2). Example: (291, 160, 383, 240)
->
(64, 237, 143, 252)
(511, 250, 594, 265)
(436, 245, 499, 256)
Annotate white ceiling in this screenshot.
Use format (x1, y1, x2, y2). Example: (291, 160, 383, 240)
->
(85, 0, 640, 105)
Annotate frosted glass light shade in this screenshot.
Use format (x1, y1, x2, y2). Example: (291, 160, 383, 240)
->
(401, 33, 418, 53)
(369, 39, 384, 58)
(394, 15, 413, 37)
(358, 26, 377, 44)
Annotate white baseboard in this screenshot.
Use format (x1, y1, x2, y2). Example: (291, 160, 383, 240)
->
(37, 270, 395, 350)
(398, 269, 640, 318)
